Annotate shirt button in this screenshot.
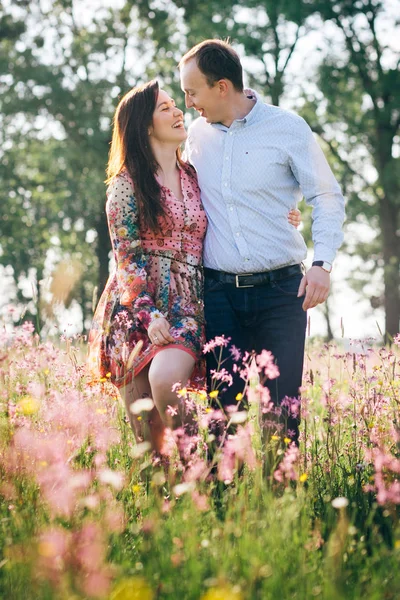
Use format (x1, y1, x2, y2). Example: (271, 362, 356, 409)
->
(229, 206, 234, 211)
(224, 183, 228, 187)
(236, 231, 240, 236)
(229, 131, 233, 135)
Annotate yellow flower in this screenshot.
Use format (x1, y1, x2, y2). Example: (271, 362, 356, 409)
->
(299, 473, 308, 483)
(201, 586, 243, 600)
(106, 372, 112, 378)
(110, 576, 153, 600)
(99, 377, 107, 383)
(209, 390, 219, 399)
(235, 393, 243, 402)
(177, 387, 187, 397)
(395, 540, 400, 550)
(16, 396, 40, 416)
(271, 435, 280, 442)
(284, 437, 291, 444)
(132, 484, 141, 495)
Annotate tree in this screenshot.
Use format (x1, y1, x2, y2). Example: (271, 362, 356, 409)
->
(304, 0, 400, 339)
(0, 0, 182, 331)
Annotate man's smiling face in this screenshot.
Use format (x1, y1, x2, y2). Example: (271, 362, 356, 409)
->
(180, 58, 224, 124)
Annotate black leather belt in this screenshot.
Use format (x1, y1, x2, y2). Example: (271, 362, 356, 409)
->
(204, 264, 302, 288)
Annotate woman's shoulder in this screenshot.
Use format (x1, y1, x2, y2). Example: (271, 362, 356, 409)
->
(107, 171, 135, 197)
(180, 162, 198, 182)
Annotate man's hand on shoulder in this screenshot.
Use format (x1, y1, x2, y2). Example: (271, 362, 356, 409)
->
(297, 266, 330, 311)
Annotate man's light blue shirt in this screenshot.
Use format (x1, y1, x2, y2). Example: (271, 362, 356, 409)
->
(184, 90, 345, 273)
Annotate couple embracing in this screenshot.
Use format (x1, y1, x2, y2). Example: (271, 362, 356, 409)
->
(88, 40, 345, 453)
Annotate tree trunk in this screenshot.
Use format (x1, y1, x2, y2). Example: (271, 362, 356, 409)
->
(376, 130, 400, 341)
(323, 298, 334, 342)
(380, 196, 400, 340)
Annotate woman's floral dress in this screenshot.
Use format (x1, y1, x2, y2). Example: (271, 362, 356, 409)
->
(88, 165, 207, 389)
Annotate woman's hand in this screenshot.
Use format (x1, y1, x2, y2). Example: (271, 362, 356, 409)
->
(288, 208, 301, 228)
(148, 317, 174, 346)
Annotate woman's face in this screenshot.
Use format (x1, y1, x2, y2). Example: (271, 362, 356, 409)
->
(149, 89, 187, 145)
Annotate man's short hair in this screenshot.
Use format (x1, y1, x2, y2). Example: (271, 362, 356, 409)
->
(178, 39, 244, 92)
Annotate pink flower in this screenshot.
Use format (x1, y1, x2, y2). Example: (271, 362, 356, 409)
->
(202, 335, 231, 354)
(274, 443, 299, 483)
(256, 349, 280, 380)
(210, 368, 233, 386)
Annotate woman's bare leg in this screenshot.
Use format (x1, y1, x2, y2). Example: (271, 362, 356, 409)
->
(119, 365, 165, 453)
(148, 348, 196, 430)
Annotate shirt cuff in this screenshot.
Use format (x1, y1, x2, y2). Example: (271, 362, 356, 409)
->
(312, 242, 337, 265)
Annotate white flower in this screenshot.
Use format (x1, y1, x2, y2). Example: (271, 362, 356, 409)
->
(173, 482, 195, 497)
(98, 468, 125, 491)
(230, 411, 248, 424)
(130, 398, 154, 414)
(331, 496, 349, 509)
(130, 441, 152, 458)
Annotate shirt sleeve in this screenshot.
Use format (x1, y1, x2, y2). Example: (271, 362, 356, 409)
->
(106, 174, 165, 330)
(287, 117, 346, 264)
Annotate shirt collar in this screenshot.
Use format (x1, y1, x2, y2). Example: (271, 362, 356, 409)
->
(210, 87, 262, 130)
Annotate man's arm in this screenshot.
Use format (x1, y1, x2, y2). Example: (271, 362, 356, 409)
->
(288, 117, 346, 310)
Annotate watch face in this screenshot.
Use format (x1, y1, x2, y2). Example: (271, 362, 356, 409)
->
(322, 262, 332, 273)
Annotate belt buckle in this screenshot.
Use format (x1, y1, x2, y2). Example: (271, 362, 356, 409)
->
(235, 273, 254, 288)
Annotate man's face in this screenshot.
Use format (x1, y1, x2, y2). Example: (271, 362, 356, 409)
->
(180, 59, 223, 123)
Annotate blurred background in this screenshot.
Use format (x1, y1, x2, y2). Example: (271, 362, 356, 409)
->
(0, 0, 399, 342)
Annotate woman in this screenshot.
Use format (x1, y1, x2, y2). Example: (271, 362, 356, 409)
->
(88, 80, 301, 452)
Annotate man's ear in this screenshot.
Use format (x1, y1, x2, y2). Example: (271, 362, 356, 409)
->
(217, 79, 229, 97)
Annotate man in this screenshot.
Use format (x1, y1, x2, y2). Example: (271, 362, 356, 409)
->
(179, 40, 345, 442)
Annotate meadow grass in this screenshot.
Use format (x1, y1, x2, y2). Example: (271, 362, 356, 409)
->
(0, 323, 399, 599)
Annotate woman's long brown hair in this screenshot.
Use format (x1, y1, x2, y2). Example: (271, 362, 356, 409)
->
(106, 80, 188, 232)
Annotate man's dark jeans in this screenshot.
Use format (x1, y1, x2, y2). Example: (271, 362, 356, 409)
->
(204, 269, 307, 442)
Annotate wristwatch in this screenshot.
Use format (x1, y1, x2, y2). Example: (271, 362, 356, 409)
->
(312, 260, 332, 273)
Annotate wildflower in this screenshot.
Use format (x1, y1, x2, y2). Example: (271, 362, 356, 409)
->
(235, 393, 243, 402)
(16, 395, 40, 415)
(210, 368, 233, 386)
(173, 482, 195, 497)
(229, 344, 242, 361)
(284, 437, 291, 445)
(331, 497, 349, 509)
(130, 398, 154, 415)
(274, 443, 299, 483)
(202, 335, 231, 354)
(166, 404, 178, 417)
(201, 585, 243, 600)
(191, 490, 209, 511)
(209, 390, 219, 399)
(229, 411, 248, 425)
(271, 435, 280, 442)
(97, 469, 125, 491)
(299, 473, 308, 483)
(130, 442, 151, 458)
(256, 349, 279, 379)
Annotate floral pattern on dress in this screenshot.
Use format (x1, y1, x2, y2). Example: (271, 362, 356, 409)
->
(88, 165, 207, 389)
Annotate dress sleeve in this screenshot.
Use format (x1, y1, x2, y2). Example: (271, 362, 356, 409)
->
(106, 174, 165, 330)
